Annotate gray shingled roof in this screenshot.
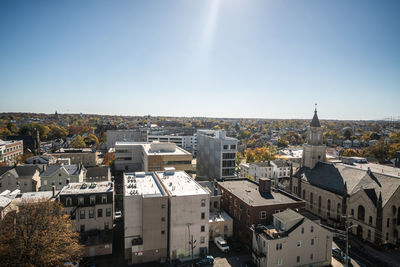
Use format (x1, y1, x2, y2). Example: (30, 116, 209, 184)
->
(274, 208, 304, 223)
(297, 162, 400, 206)
(273, 159, 290, 168)
(41, 165, 79, 176)
(14, 166, 39, 177)
(310, 110, 321, 127)
(0, 167, 13, 176)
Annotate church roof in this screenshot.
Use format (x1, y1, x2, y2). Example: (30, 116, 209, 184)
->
(295, 162, 400, 207)
(310, 110, 321, 127)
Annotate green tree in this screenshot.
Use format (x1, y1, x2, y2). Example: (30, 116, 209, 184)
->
(84, 134, 99, 146)
(70, 135, 86, 148)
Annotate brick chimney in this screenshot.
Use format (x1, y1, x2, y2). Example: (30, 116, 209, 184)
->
(259, 178, 272, 194)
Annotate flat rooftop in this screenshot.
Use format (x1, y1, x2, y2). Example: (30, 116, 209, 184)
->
(156, 170, 208, 196)
(142, 143, 191, 156)
(123, 172, 166, 197)
(60, 181, 113, 195)
(217, 179, 303, 207)
(115, 141, 149, 146)
(209, 211, 233, 223)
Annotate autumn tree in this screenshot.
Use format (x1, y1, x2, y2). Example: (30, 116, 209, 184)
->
(343, 149, 360, 157)
(0, 200, 82, 267)
(84, 134, 99, 146)
(70, 135, 86, 148)
(245, 146, 276, 163)
(103, 152, 115, 166)
(48, 125, 68, 140)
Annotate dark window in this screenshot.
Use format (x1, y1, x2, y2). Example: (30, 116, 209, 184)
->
(311, 226, 314, 233)
(201, 212, 205, 219)
(89, 210, 94, 218)
(98, 208, 103, 217)
(351, 209, 354, 216)
(201, 225, 205, 232)
(106, 208, 111, 217)
(214, 201, 218, 208)
(387, 218, 390, 227)
(310, 193, 313, 209)
(369, 216, 372, 225)
(301, 227, 304, 234)
(296, 256, 300, 263)
(161, 217, 165, 222)
(358, 205, 365, 221)
(162, 204, 166, 208)
(223, 145, 229, 150)
(161, 230, 165, 235)
(311, 239, 314, 245)
(318, 196, 322, 213)
(80, 225, 85, 233)
(201, 199, 206, 207)
(80, 210, 85, 219)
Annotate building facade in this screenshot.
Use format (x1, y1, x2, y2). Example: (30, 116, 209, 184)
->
(197, 130, 238, 180)
(40, 164, 86, 191)
(0, 139, 23, 166)
(123, 172, 168, 264)
(48, 148, 97, 167)
(0, 166, 41, 193)
(251, 209, 332, 267)
(106, 129, 147, 149)
(59, 181, 114, 257)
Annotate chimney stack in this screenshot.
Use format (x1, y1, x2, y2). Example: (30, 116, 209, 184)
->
(52, 186, 56, 197)
(259, 178, 272, 195)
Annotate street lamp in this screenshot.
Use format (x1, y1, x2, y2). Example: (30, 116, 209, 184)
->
(345, 223, 358, 267)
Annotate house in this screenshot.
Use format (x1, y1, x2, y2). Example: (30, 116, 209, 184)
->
(48, 148, 97, 167)
(59, 181, 114, 257)
(40, 164, 86, 191)
(0, 166, 41, 193)
(209, 211, 233, 240)
(251, 209, 332, 267)
(26, 155, 56, 165)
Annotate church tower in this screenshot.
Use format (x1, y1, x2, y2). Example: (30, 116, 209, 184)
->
(302, 106, 326, 169)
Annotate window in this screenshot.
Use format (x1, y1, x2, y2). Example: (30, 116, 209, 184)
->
(260, 211, 266, 219)
(386, 232, 389, 240)
(78, 197, 84, 206)
(98, 208, 103, 217)
(200, 237, 205, 244)
(358, 205, 365, 221)
(387, 218, 390, 227)
(106, 208, 111, 217)
(201, 199, 206, 207)
(201, 212, 205, 220)
(162, 204, 166, 208)
(161, 230, 165, 235)
(223, 145, 229, 150)
(66, 198, 72, 206)
(201, 225, 205, 232)
(301, 227, 304, 234)
(276, 243, 282, 250)
(369, 216, 373, 225)
(276, 258, 282, 265)
(297, 241, 301, 247)
(214, 201, 218, 208)
(368, 230, 371, 240)
(80, 210, 85, 219)
(89, 209, 94, 218)
(161, 217, 165, 222)
(351, 209, 354, 216)
(104, 222, 109, 229)
(247, 209, 250, 216)
(90, 196, 95, 205)
(311, 226, 314, 233)
(80, 225, 85, 233)
(296, 256, 300, 263)
(102, 195, 107, 204)
(311, 238, 314, 245)
(310, 253, 314, 260)
(230, 145, 236, 150)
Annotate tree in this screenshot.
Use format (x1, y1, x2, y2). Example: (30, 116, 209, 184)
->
(70, 135, 86, 148)
(277, 138, 289, 148)
(343, 149, 359, 157)
(84, 134, 99, 146)
(0, 200, 82, 267)
(103, 152, 115, 166)
(48, 125, 68, 140)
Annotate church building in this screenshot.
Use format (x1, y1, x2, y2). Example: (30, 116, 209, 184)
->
(290, 108, 400, 246)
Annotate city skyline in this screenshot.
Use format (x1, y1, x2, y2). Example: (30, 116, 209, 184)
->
(1, 0, 400, 120)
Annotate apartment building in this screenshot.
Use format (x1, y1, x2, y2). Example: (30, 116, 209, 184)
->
(217, 178, 305, 246)
(40, 164, 86, 191)
(59, 181, 114, 257)
(85, 166, 111, 182)
(251, 209, 332, 267)
(156, 169, 210, 260)
(114, 142, 193, 173)
(197, 130, 238, 180)
(0, 139, 23, 166)
(123, 172, 168, 264)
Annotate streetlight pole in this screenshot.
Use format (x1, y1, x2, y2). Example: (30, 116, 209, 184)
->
(345, 220, 358, 267)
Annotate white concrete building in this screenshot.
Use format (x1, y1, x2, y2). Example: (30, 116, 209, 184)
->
(123, 172, 168, 264)
(156, 169, 210, 260)
(147, 134, 197, 155)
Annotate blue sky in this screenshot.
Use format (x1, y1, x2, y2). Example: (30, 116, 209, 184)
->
(0, 0, 399, 120)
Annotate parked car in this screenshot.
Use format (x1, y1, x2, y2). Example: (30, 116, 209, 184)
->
(332, 247, 351, 265)
(195, 255, 214, 266)
(214, 236, 229, 253)
(115, 210, 122, 220)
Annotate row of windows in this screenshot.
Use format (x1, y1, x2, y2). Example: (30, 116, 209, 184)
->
(65, 195, 108, 206)
(80, 222, 110, 232)
(223, 144, 236, 150)
(77, 207, 112, 219)
(275, 254, 313, 266)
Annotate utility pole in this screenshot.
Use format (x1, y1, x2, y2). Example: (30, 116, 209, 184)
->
(342, 215, 357, 267)
(187, 224, 197, 267)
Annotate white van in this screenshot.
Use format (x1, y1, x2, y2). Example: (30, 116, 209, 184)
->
(214, 236, 229, 253)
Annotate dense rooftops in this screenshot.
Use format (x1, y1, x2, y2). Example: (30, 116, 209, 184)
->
(156, 169, 208, 196)
(123, 172, 166, 197)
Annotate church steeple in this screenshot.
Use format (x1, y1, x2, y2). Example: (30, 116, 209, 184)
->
(302, 105, 326, 169)
(310, 104, 321, 127)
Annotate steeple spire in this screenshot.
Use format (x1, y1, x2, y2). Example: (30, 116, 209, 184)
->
(310, 104, 321, 127)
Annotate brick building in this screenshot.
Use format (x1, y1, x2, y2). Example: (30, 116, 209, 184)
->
(217, 178, 305, 246)
(0, 139, 23, 166)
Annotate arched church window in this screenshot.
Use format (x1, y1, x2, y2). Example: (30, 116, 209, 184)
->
(358, 205, 365, 222)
